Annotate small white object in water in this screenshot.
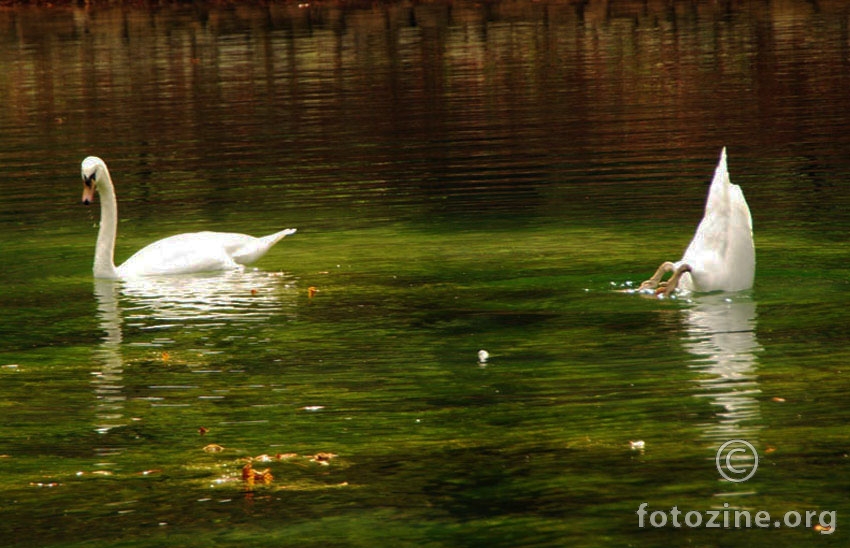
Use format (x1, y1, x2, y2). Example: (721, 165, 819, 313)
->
(477, 349, 489, 363)
(629, 440, 646, 450)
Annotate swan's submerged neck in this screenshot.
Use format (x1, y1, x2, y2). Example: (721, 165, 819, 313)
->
(93, 168, 119, 279)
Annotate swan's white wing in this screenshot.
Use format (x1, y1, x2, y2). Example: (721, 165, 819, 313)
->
(722, 184, 756, 290)
(116, 232, 242, 277)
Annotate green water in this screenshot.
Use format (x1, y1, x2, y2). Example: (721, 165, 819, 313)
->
(2, 1, 850, 546)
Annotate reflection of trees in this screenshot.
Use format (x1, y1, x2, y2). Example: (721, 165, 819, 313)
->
(1, 1, 849, 221)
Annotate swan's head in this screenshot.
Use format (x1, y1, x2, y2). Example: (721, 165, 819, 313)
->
(81, 156, 107, 205)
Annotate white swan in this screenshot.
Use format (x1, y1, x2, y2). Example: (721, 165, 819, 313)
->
(81, 156, 296, 279)
(639, 148, 755, 296)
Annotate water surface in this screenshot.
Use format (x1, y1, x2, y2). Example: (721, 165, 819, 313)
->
(1, 1, 850, 546)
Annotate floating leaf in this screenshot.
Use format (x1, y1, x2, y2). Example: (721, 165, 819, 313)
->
(310, 452, 337, 465)
(242, 463, 273, 486)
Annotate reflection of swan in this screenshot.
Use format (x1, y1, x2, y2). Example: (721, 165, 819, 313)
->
(120, 269, 297, 330)
(92, 281, 127, 442)
(91, 270, 296, 440)
(640, 148, 755, 296)
(682, 294, 762, 443)
(80, 156, 297, 279)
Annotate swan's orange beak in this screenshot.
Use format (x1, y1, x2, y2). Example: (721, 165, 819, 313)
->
(82, 181, 95, 205)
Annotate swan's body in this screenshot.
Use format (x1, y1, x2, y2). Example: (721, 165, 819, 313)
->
(639, 148, 754, 296)
(81, 156, 296, 279)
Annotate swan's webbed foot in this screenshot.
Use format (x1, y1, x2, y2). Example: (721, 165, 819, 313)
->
(657, 263, 693, 297)
(638, 261, 675, 291)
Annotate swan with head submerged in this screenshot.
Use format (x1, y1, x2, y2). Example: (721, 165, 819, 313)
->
(639, 148, 755, 297)
(81, 156, 296, 279)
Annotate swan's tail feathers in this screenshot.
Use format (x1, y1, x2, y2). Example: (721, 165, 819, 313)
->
(265, 228, 297, 246)
(716, 147, 728, 182)
(255, 228, 297, 251)
(232, 228, 297, 265)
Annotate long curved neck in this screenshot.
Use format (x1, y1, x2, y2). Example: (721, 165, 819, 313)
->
(94, 168, 119, 279)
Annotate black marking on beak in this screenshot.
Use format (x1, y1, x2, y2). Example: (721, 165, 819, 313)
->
(82, 174, 95, 205)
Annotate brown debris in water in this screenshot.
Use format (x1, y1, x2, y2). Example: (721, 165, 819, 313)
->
(242, 462, 273, 486)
